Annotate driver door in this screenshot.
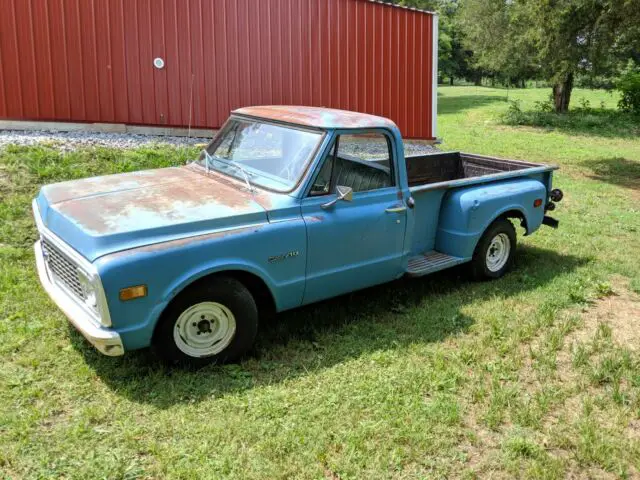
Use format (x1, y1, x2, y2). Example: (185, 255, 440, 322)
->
(301, 131, 407, 305)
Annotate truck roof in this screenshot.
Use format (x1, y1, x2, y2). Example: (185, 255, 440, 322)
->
(233, 106, 398, 131)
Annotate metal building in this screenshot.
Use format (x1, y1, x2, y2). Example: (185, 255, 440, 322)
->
(0, 0, 438, 139)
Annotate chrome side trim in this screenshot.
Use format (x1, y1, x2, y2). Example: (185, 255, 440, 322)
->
(32, 200, 112, 327)
(34, 240, 124, 356)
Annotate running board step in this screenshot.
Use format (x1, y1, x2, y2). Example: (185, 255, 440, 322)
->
(406, 251, 466, 277)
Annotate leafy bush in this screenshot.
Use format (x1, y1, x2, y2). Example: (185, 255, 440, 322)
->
(502, 99, 555, 127)
(500, 96, 640, 137)
(616, 71, 640, 114)
(502, 98, 556, 126)
(533, 96, 555, 113)
(502, 99, 526, 124)
(577, 97, 591, 111)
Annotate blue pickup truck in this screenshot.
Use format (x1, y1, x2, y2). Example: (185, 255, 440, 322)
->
(33, 106, 563, 365)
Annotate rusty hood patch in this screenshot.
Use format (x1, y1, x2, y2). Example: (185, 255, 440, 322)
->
(36, 166, 268, 261)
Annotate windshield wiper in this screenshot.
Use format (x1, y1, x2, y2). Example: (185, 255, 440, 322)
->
(200, 149, 255, 193)
(229, 161, 255, 193)
(201, 149, 214, 174)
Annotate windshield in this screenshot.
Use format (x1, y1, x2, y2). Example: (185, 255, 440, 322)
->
(196, 118, 323, 192)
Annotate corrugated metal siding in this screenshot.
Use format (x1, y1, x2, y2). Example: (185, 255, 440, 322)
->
(0, 0, 435, 139)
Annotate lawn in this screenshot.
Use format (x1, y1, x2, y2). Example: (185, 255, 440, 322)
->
(1, 86, 640, 479)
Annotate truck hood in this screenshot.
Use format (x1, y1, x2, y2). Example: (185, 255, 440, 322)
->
(35, 165, 270, 261)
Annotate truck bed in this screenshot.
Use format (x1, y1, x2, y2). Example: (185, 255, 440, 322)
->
(406, 151, 555, 191)
(404, 151, 558, 276)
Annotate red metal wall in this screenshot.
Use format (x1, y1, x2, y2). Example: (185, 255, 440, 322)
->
(0, 0, 435, 139)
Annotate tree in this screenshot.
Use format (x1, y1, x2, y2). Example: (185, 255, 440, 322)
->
(391, 0, 480, 86)
(460, 0, 640, 113)
(459, 0, 538, 88)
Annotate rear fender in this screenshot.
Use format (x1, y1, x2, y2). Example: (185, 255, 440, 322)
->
(435, 178, 546, 258)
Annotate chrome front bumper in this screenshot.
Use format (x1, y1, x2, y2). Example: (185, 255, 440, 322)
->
(34, 240, 124, 356)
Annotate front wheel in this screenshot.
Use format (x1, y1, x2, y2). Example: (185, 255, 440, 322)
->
(471, 218, 517, 280)
(153, 276, 258, 366)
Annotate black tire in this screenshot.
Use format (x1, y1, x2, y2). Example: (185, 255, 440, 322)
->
(153, 276, 258, 367)
(471, 218, 517, 280)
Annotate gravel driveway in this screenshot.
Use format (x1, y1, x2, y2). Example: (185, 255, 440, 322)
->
(0, 129, 439, 156)
(0, 129, 211, 152)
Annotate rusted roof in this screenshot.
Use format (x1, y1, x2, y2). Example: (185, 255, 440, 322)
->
(233, 106, 399, 131)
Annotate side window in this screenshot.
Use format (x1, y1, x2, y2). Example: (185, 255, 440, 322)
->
(309, 132, 394, 196)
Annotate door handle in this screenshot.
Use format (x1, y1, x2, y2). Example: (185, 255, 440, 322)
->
(385, 205, 407, 213)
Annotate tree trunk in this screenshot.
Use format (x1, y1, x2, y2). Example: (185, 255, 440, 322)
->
(449, 77, 454, 86)
(553, 72, 574, 113)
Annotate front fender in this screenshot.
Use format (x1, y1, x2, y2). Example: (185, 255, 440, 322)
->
(131, 259, 281, 350)
(435, 178, 546, 258)
(160, 258, 279, 307)
(96, 218, 307, 351)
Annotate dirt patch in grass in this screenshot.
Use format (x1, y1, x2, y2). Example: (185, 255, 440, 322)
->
(589, 281, 640, 351)
(490, 276, 640, 477)
(564, 465, 619, 480)
(568, 277, 640, 351)
(547, 276, 639, 419)
(538, 277, 640, 477)
(458, 416, 503, 475)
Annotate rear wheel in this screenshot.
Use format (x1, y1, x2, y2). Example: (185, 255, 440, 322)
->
(471, 218, 516, 280)
(154, 276, 258, 366)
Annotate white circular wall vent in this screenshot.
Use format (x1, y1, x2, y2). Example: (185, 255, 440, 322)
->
(153, 58, 165, 69)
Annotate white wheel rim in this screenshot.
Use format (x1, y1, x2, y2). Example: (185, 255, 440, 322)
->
(173, 302, 237, 358)
(486, 233, 511, 273)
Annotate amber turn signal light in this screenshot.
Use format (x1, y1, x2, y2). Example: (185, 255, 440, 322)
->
(533, 198, 543, 208)
(119, 285, 147, 301)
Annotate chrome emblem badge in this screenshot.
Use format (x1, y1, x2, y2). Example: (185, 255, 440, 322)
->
(268, 251, 299, 263)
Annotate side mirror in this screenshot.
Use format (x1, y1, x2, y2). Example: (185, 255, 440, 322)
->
(320, 185, 353, 210)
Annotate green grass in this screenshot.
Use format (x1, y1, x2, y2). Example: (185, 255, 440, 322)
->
(1, 86, 640, 478)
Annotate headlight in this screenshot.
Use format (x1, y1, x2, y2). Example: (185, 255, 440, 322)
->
(79, 272, 98, 309)
(78, 270, 110, 327)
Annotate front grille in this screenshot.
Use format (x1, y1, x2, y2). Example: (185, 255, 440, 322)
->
(41, 237, 86, 301)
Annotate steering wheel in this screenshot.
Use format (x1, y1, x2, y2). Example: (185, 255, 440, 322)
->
(277, 145, 313, 180)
